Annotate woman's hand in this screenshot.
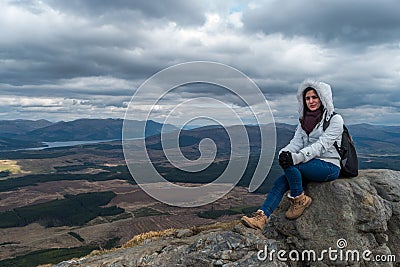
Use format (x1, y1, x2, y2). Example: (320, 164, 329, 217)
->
(279, 151, 293, 169)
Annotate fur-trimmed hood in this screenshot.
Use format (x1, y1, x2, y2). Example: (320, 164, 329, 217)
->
(297, 79, 335, 121)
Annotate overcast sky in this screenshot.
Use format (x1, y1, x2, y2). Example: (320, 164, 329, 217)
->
(1, 0, 399, 125)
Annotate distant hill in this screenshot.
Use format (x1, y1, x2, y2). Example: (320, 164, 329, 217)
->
(0, 137, 44, 151)
(145, 123, 300, 156)
(0, 119, 177, 150)
(141, 122, 400, 156)
(145, 122, 400, 172)
(0, 119, 53, 138)
(0, 119, 54, 150)
(348, 124, 400, 154)
(24, 118, 123, 142)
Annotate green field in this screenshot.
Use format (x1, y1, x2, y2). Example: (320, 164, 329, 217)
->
(133, 207, 170, 218)
(0, 160, 25, 176)
(0, 245, 99, 267)
(0, 191, 124, 228)
(0, 165, 133, 192)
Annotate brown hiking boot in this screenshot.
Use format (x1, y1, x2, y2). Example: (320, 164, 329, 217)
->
(285, 192, 312, 220)
(241, 210, 268, 230)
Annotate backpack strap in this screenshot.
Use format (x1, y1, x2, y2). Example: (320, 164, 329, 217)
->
(322, 111, 337, 131)
(333, 140, 342, 157)
(323, 112, 340, 155)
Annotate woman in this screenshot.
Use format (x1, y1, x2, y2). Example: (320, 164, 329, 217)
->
(241, 79, 343, 230)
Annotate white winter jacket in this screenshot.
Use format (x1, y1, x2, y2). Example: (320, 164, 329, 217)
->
(280, 80, 343, 167)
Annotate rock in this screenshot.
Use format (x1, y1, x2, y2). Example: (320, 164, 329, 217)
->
(53, 169, 400, 267)
(264, 169, 399, 266)
(175, 228, 194, 238)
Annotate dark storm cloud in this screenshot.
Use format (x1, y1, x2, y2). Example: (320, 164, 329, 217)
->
(43, 0, 206, 26)
(242, 0, 400, 45)
(0, 19, 158, 85)
(1, 0, 208, 86)
(333, 86, 400, 110)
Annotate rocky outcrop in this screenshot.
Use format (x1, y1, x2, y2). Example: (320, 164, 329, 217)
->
(265, 169, 399, 266)
(53, 169, 399, 266)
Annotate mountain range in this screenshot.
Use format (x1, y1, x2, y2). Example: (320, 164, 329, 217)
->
(0, 119, 177, 150)
(0, 119, 399, 165)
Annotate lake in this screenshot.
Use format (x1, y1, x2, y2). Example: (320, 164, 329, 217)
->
(24, 139, 120, 150)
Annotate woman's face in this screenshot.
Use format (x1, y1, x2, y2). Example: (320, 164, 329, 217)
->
(305, 89, 321, 111)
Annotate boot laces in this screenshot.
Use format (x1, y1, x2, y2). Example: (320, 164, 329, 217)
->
(252, 211, 265, 221)
(291, 198, 306, 210)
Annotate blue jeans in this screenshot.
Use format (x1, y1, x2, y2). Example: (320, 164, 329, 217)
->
(260, 159, 340, 217)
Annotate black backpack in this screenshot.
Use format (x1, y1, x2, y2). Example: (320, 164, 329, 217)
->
(323, 112, 358, 177)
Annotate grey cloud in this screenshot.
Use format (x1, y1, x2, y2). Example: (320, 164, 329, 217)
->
(0, 30, 156, 85)
(74, 96, 130, 108)
(43, 0, 206, 26)
(0, 77, 136, 99)
(333, 87, 400, 110)
(2, 1, 199, 85)
(242, 0, 400, 45)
